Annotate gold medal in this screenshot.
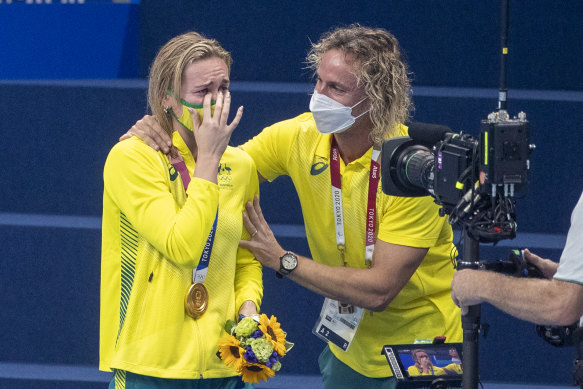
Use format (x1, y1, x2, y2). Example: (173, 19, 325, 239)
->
(338, 302, 354, 314)
(185, 283, 209, 319)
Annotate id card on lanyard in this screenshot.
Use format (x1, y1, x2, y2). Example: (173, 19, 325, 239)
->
(312, 137, 381, 351)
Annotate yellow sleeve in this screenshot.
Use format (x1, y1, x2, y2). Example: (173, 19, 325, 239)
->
(443, 363, 463, 375)
(103, 138, 218, 268)
(377, 194, 449, 248)
(240, 114, 308, 182)
(234, 152, 263, 312)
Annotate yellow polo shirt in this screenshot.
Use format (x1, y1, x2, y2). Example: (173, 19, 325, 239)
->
(241, 112, 461, 378)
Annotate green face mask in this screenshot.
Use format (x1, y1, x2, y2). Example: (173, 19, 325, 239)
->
(168, 92, 216, 132)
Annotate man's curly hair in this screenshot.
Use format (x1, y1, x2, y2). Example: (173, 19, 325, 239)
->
(306, 24, 413, 145)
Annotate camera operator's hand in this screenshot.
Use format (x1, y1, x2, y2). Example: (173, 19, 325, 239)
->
(451, 269, 486, 315)
(523, 249, 558, 279)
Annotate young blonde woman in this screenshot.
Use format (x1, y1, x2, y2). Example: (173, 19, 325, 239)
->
(100, 32, 262, 389)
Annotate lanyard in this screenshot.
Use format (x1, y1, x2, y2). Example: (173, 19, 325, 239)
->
(170, 154, 217, 283)
(329, 137, 380, 268)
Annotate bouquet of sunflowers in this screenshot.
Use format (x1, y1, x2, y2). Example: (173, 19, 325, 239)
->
(217, 314, 294, 383)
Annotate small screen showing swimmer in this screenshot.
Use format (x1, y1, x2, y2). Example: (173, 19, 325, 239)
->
(382, 343, 463, 385)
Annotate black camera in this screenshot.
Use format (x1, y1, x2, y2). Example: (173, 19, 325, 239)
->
(381, 112, 534, 243)
(476, 248, 541, 277)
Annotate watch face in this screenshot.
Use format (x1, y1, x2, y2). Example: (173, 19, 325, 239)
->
(282, 253, 297, 270)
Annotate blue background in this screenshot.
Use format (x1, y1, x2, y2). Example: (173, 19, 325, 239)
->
(0, 0, 582, 387)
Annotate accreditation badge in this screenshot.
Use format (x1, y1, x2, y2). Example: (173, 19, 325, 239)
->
(185, 282, 209, 319)
(312, 297, 364, 351)
(338, 302, 355, 314)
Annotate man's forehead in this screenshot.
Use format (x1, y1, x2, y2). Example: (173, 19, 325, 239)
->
(320, 49, 357, 68)
(317, 50, 358, 86)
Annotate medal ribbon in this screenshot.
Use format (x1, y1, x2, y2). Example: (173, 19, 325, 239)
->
(170, 154, 217, 283)
(329, 137, 380, 267)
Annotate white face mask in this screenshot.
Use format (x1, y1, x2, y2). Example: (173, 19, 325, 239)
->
(309, 90, 369, 134)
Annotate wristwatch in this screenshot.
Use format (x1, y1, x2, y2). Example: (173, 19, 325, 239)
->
(276, 251, 298, 278)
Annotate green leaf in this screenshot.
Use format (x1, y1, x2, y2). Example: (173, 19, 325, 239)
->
(224, 320, 236, 334)
(285, 341, 294, 353)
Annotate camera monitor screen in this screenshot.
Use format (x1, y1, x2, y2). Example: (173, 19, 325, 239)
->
(381, 343, 463, 386)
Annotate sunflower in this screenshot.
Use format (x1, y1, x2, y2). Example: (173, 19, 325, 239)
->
(240, 361, 275, 383)
(217, 333, 246, 371)
(258, 314, 287, 356)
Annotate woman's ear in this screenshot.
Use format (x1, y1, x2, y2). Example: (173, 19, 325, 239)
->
(162, 93, 181, 115)
(162, 93, 172, 110)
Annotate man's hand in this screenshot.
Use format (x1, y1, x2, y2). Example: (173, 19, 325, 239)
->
(120, 115, 173, 154)
(119, 91, 243, 159)
(451, 269, 486, 315)
(523, 248, 558, 279)
(239, 194, 286, 270)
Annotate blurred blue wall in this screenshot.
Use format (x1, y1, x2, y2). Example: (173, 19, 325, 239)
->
(0, 1, 139, 79)
(0, 0, 582, 387)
